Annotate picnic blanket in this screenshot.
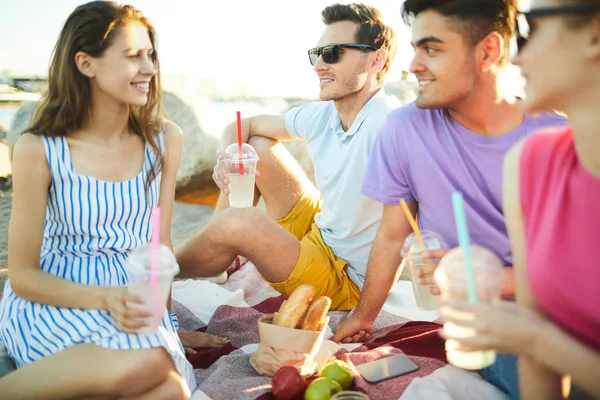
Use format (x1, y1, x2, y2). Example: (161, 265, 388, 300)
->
(173, 263, 512, 400)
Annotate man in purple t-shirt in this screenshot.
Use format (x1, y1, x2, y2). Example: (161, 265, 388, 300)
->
(332, 0, 565, 343)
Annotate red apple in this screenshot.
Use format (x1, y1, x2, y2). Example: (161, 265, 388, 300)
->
(271, 366, 307, 400)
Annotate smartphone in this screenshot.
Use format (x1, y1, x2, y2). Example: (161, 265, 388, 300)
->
(355, 354, 419, 384)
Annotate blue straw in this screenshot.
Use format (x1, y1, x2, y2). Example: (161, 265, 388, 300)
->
(451, 192, 478, 303)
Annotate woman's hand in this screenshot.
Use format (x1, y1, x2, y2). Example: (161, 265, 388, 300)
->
(178, 331, 229, 355)
(104, 287, 152, 334)
(439, 300, 548, 356)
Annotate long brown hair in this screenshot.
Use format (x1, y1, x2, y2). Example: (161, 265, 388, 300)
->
(27, 1, 164, 189)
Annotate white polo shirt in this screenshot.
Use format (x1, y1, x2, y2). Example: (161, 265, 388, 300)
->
(285, 89, 401, 288)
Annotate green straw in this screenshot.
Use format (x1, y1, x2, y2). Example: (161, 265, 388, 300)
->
(451, 191, 478, 303)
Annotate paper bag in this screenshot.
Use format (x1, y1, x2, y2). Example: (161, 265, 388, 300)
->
(250, 314, 329, 377)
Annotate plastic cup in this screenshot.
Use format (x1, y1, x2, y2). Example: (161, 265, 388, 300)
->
(125, 243, 179, 334)
(434, 245, 506, 370)
(224, 143, 259, 208)
(400, 230, 448, 310)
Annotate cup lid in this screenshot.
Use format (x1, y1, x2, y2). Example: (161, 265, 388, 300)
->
(126, 243, 180, 275)
(435, 245, 505, 286)
(400, 230, 448, 257)
(224, 143, 259, 162)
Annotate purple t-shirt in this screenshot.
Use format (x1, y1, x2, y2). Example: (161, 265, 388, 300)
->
(362, 103, 565, 265)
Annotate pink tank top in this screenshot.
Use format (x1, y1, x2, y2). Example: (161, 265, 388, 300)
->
(520, 126, 600, 351)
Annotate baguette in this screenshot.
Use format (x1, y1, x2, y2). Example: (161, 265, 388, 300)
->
(300, 296, 331, 331)
(273, 285, 315, 328)
(272, 301, 286, 325)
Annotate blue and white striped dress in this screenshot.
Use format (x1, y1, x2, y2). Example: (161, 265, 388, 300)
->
(0, 133, 196, 392)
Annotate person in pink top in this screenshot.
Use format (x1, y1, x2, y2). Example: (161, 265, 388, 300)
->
(439, 1, 600, 399)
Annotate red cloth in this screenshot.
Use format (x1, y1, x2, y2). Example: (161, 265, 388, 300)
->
(185, 264, 447, 400)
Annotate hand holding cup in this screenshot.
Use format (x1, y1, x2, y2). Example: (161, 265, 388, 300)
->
(104, 286, 151, 333)
(417, 248, 452, 296)
(213, 150, 231, 195)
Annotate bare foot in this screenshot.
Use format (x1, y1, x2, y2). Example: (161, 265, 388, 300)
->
(178, 331, 229, 355)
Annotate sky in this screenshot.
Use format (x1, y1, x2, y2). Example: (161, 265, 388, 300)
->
(0, 0, 417, 98)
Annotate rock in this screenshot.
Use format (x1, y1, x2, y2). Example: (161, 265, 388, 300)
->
(0, 269, 6, 301)
(161, 92, 221, 205)
(7, 101, 36, 150)
(0, 125, 7, 144)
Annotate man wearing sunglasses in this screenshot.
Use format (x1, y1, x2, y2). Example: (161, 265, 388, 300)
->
(333, 0, 566, 392)
(175, 4, 401, 312)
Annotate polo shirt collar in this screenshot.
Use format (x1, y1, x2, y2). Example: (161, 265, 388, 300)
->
(328, 88, 387, 140)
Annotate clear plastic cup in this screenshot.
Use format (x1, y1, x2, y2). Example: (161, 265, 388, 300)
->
(434, 245, 506, 370)
(400, 230, 448, 310)
(125, 243, 179, 334)
(224, 143, 259, 208)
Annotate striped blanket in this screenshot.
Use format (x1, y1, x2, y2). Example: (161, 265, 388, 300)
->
(174, 263, 512, 400)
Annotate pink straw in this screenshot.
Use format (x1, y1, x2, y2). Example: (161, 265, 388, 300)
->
(236, 111, 245, 175)
(150, 207, 161, 288)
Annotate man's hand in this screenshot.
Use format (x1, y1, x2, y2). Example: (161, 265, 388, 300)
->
(212, 151, 230, 195)
(178, 331, 229, 355)
(416, 249, 450, 295)
(212, 150, 260, 195)
(332, 315, 373, 344)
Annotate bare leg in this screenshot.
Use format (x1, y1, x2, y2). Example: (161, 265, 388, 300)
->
(0, 345, 189, 400)
(215, 136, 315, 220)
(118, 369, 189, 400)
(176, 207, 301, 283)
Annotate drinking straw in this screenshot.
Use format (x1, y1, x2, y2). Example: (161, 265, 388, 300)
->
(399, 199, 429, 264)
(150, 207, 161, 288)
(236, 111, 245, 175)
(451, 192, 478, 303)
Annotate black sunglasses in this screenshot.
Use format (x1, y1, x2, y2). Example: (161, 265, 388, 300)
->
(308, 43, 377, 66)
(516, 4, 600, 52)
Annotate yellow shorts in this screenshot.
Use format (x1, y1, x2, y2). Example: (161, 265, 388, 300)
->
(267, 188, 361, 311)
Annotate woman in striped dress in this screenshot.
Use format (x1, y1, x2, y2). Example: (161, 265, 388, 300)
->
(0, 2, 225, 398)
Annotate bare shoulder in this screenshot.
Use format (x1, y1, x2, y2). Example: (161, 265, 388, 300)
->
(161, 121, 183, 169)
(11, 133, 50, 185)
(159, 121, 183, 158)
(12, 133, 46, 162)
(164, 120, 184, 144)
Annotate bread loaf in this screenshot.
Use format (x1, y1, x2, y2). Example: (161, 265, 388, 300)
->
(273, 285, 315, 328)
(300, 296, 331, 331)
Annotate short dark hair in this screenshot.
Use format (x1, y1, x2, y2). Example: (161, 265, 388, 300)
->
(322, 3, 397, 84)
(401, 0, 517, 64)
